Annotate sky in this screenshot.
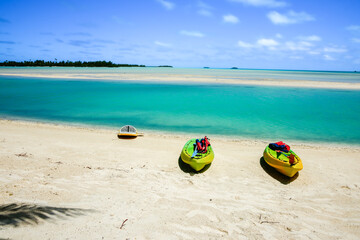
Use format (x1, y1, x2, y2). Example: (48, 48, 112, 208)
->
(0, 0, 360, 71)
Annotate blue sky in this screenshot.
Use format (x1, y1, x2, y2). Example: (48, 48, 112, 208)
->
(0, 0, 360, 70)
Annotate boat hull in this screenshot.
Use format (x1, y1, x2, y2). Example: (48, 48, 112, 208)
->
(263, 146, 303, 177)
(117, 133, 137, 139)
(181, 138, 214, 171)
(118, 125, 138, 139)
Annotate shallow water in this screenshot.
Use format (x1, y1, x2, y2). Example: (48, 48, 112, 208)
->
(1, 74, 360, 144)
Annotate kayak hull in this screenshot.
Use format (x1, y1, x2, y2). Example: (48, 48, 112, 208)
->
(263, 146, 303, 177)
(181, 138, 214, 171)
(118, 125, 138, 139)
(117, 133, 137, 138)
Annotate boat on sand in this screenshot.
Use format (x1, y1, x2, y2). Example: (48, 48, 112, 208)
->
(118, 125, 138, 138)
(263, 142, 303, 177)
(180, 137, 214, 171)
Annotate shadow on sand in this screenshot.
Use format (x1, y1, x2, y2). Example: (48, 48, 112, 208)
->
(178, 156, 211, 175)
(260, 157, 298, 184)
(117, 135, 137, 140)
(0, 203, 94, 227)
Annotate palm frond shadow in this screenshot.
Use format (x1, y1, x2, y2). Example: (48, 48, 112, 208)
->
(0, 203, 94, 227)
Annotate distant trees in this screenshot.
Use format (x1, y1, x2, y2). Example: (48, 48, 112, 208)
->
(0, 60, 146, 67)
(157, 65, 173, 68)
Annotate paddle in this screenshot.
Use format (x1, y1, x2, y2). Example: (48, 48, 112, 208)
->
(191, 144, 198, 158)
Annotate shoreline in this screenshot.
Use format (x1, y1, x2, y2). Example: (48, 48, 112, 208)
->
(1, 118, 360, 239)
(1, 72, 360, 90)
(2, 118, 360, 150)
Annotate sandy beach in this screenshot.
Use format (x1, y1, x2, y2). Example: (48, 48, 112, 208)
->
(1, 119, 359, 239)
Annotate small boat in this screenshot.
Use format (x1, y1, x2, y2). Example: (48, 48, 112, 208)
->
(180, 137, 214, 171)
(263, 142, 303, 177)
(117, 125, 138, 138)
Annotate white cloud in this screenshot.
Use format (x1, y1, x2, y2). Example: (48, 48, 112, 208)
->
(308, 51, 321, 55)
(198, 1, 213, 16)
(285, 41, 312, 51)
(324, 54, 335, 61)
(236, 36, 325, 56)
(267, 11, 315, 25)
(347, 25, 360, 31)
(238, 40, 254, 48)
(180, 30, 204, 38)
(198, 1, 212, 10)
(229, 0, 286, 7)
(299, 41, 313, 47)
(154, 41, 172, 47)
(300, 35, 321, 41)
(352, 38, 360, 43)
(257, 38, 278, 47)
(237, 38, 280, 50)
(324, 47, 347, 53)
(257, 38, 279, 50)
(156, 0, 175, 10)
(290, 56, 303, 60)
(267, 11, 288, 24)
(223, 14, 239, 24)
(198, 1, 212, 9)
(198, 9, 212, 16)
(275, 33, 283, 38)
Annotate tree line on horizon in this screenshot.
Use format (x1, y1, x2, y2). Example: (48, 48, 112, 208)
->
(0, 60, 147, 67)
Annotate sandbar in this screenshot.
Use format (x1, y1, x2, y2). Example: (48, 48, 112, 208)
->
(1, 71, 360, 90)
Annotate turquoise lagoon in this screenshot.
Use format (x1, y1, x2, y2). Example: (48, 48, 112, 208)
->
(0, 68, 360, 144)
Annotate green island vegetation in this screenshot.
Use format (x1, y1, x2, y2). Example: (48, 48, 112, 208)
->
(157, 65, 173, 68)
(0, 60, 147, 67)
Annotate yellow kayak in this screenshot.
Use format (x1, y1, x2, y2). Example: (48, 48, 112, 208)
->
(263, 145, 303, 177)
(117, 125, 138, 138)
(180, 138, 214, 171)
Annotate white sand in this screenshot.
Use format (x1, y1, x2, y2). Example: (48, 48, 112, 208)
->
(1, 119, 360, 239)
(1, 71, 360, 90)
